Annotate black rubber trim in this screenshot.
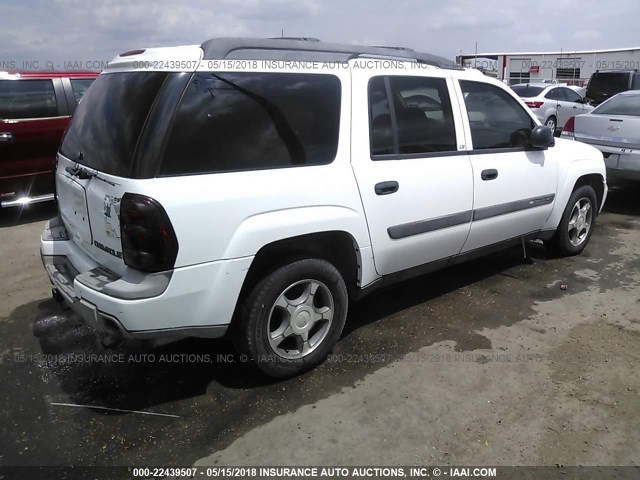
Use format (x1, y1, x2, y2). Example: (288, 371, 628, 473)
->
(473, 194, 555, 221)
(388, 210, 473, 239)
(371, 146, 550, 162)
(387, 195, 555, 240)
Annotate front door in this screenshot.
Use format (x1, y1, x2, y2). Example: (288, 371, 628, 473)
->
(455, 79, 558, 252)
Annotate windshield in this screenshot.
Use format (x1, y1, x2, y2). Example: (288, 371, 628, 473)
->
(59, 72, 169, 177)
(511, 85, 544, 97)
(594, 94, 640, 116)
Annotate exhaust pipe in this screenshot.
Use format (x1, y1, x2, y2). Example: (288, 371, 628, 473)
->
(52, 288, 63, 304)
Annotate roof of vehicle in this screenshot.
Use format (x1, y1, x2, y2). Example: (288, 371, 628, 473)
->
(198, 37, 458, 69)
(0, 71, 99, 79)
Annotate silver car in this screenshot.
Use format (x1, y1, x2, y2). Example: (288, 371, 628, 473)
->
(511, 83, 593, 132)
(563, 90, 640, 180)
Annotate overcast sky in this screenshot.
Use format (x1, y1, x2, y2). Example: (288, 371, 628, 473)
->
(1, 0, 638, 68)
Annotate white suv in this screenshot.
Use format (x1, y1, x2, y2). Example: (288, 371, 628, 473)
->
(41, 38, 607, 377)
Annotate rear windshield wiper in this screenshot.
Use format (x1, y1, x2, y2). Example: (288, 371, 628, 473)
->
(65, 164, 95, 180)
(64, 164, 119, 186)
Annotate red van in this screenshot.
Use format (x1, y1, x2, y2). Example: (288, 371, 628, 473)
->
(0, 71, 98, 208)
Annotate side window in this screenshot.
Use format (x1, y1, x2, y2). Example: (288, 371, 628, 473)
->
(161, 72, 341, 175)
(368, 77, 394, 155)
(368, 75, 457, 158)
(544, 88, 560, 100)
(460, 80, 535, 150)
(561, 88, 582, 103)
(0, 79, 58, 119)
(70, 79, 95, 104)
(389, 76, 457, 154)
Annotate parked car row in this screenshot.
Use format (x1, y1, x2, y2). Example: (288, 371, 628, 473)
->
(512, 69, 640, 136)
(0, 70, 98, 208)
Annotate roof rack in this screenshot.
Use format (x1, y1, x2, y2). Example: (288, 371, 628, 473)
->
(269, 37, 321, 42)
(370, 46, 415, 52)
(199, 37, 459, 69)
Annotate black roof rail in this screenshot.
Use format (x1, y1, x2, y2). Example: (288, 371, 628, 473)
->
(199, 37, 459, 69)
(370, 46, 415, 52)
(269, 37, 321, 42)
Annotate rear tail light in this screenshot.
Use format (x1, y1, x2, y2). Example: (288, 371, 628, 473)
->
(120, 193, 178, 273)
(525, 101, 544, 108)
(561, 116, 575, 138)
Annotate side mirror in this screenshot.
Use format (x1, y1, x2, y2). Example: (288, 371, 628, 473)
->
(530, 125, 555, 149)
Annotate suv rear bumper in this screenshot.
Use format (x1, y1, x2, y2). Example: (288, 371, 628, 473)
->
(41, 217, 252, 341)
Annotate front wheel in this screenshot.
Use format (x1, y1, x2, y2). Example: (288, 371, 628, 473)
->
(546, 185, 597, 256)
(234, 258, 348, 378)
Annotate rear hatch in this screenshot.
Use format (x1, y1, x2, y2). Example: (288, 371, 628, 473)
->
(585, 72, 632, 106)
(574, 94, 640, 150)
(56, 50, 199, 275)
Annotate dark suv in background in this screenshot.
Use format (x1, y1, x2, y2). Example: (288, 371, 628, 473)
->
(585, 69, 640, 106)
(0, 71, 98, 208)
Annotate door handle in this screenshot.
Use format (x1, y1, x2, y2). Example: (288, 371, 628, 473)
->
(481, 169, 498, 181)
(0, 132, 13, 143)
(573, 106, 578, 109)
(375, 181, 399, 195)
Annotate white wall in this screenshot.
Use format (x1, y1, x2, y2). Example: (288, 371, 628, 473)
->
(501, 49, 640, 85)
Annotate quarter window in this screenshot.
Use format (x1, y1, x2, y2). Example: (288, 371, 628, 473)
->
(460, 80, 535, 150)
(161, 72, 341, 175)
(0, 79, 58, 119)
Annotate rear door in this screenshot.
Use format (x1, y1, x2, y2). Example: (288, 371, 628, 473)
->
(351, 67, 473, 276)
(557, 87, 590, 128)
(456, 79, 558, 252)
(0, 77, 68, 196)
(542, 87, 560, 125)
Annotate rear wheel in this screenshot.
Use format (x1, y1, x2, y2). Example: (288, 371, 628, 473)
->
(234, 258, 348, 378)
(545, 115, 557, 132)
(546, 185, 597, 256)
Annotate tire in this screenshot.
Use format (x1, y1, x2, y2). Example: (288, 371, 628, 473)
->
(234, 258, 348, 378)
(546, 185, 597, 256)
(545, 116, 557, 132)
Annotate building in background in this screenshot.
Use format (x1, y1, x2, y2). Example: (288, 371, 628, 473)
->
(457, 47, 640, 85)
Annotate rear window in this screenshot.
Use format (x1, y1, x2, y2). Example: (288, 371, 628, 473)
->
(593, 94, 640, 116)
(0, 79, 58, 119)
(511, 85, 544, 97)
(161, 72, 341, 176)
(60, 72, 168, 177)
(70, 78, 95, 104)
(588, 72, 631, 96)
